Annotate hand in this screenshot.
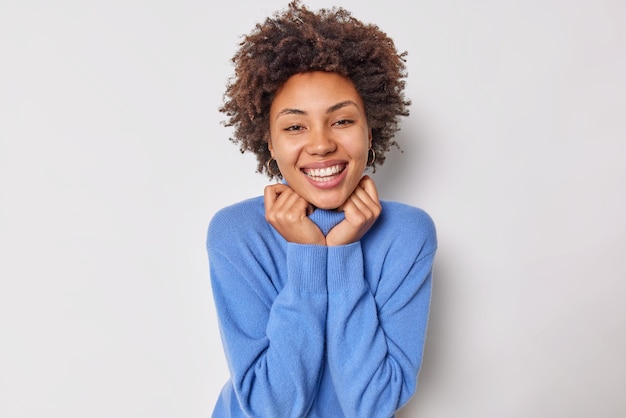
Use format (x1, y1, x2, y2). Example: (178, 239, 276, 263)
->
(264, 183, 326, 245)
(326, 176, 381, 246)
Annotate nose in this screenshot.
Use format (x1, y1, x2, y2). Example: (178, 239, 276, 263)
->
(306, 126, 336, 155)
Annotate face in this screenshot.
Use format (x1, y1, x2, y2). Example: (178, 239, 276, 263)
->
(268, 71, 371, 210)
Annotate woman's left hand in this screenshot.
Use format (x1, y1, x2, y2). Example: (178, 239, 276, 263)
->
(326, 175, 382, 246)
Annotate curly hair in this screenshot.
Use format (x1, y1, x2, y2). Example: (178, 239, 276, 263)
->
(220, 0, 410, 179)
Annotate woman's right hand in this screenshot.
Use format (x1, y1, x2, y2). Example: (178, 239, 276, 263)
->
(264, 184, 326, 245)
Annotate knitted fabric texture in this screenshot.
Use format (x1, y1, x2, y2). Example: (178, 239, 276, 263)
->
(207, 196, 436, 417)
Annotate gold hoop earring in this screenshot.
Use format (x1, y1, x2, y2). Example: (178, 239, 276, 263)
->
(266, 158, 281, 177)
(367, 148, 376, 166)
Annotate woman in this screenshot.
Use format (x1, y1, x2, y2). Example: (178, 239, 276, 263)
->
(207, 2, 437, 417)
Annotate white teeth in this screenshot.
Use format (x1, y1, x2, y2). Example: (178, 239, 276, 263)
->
(304, 164, 344, 179)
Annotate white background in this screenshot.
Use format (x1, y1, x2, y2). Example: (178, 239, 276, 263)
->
(1, 0, 625, 417)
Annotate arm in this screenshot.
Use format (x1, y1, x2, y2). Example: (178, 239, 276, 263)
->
(325, 213, 436, 417)
(208, 213, 328, 417)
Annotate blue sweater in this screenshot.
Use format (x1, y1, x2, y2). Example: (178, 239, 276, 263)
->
(207, 196, 437, 418)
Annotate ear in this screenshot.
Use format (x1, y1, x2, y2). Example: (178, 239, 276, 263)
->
(368, 128, 373, 148)
(266, 134, 274, 156)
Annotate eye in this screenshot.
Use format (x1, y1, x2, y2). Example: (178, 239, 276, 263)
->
(285, 124, 304, 132)
(333, 119, 354, 127)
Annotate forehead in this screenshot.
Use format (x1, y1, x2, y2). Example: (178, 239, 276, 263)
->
(271, 71, 364, 113)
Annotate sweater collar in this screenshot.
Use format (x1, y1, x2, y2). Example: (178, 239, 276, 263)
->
(309, 208, 345, 236)
(280, 180, 345, 235)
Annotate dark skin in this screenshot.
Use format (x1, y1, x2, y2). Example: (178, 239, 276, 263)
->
(264, 175, 381, 246)
(262, 71, 382, 246)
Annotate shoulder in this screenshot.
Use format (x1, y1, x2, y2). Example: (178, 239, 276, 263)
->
(381, 201, 436, 234)
(210, 196, 264, 223)
(370, 200, 437, 254)
(207, 196, 268, 246)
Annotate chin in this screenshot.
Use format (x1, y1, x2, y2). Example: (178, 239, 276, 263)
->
(314, 203, 341, 211)
(309, 194, 347, 211)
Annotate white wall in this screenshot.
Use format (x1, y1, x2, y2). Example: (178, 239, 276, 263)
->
(1, 1, 624, 417)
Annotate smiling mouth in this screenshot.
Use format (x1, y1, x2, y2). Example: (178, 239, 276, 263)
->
(302, 164, 346, 182)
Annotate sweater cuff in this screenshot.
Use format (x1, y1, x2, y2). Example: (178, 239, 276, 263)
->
(327, 242, 364, 291)
(286, 243, 327, 293)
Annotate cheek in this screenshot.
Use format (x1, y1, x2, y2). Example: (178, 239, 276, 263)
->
(346, 136, 370, 161)
(272, 141, 301, 166)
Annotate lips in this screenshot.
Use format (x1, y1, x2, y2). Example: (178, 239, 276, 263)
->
(301, 163, 346, 181)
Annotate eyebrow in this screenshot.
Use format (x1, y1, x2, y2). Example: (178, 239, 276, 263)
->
(275, 100, 359, 118)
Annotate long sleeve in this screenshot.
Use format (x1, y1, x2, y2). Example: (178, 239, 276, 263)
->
(325, 205, 436, 417)
(208, 206, 328, 417)
(208, 198, 437, 417)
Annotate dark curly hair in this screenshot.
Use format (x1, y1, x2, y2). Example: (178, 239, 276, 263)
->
(220, 0, 410, 179)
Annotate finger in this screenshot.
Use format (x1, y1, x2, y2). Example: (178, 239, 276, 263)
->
(344, 191, 374, 223)
(358, 175, 380, 205)
(264, 183, 289, 203)
(340, 180, 375, 211)
(264, 183, 290, 216)
(272, 189, 312, 226)
(274, 188, 303, 217)
(353, 184, 381, 214)
(346, 185, 383, 225)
